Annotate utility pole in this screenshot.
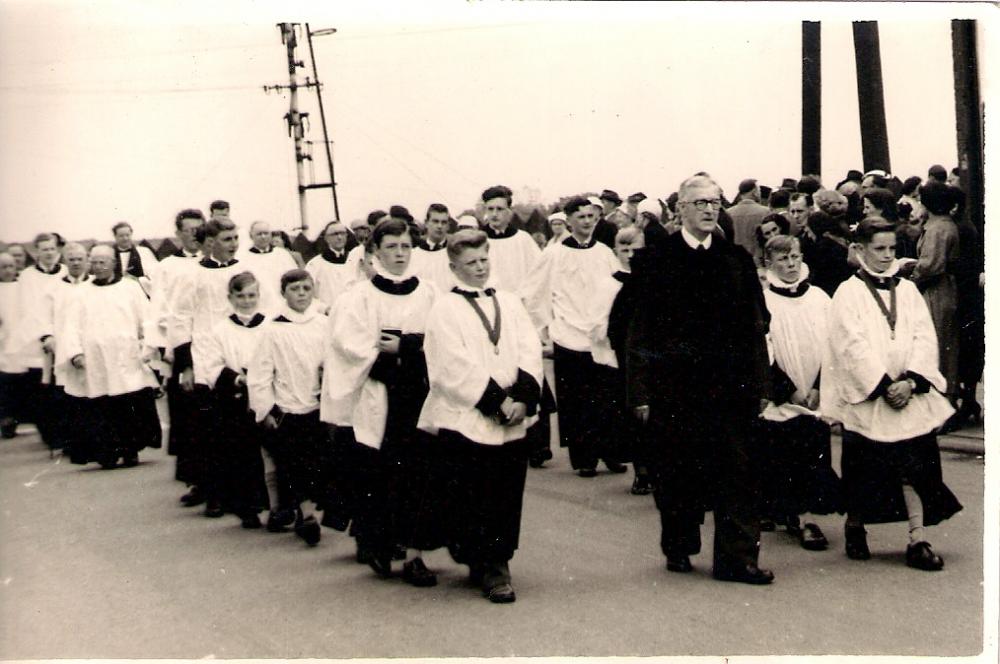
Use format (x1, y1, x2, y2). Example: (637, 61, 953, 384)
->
(852, 21, 891, 174)
(801, 21, 821, 177)
(951, 19, 984, 237)
(264, 23, 341, 232)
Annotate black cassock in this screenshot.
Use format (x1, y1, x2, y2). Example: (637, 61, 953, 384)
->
(625, 231, 771, 572)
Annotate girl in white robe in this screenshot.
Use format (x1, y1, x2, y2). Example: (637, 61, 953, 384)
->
(320, 218, 439, 583)
(821, 218, 961, 571)
(759, 237, 842, 550)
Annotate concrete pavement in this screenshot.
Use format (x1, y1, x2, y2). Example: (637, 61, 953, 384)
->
(0, 424, 987, 659)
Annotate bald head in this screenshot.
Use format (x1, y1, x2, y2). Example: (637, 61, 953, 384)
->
(64, 243, 89, 278)
(90, 244, 116, 279)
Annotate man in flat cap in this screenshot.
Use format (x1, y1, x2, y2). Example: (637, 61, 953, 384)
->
(727, 178, 770, 260)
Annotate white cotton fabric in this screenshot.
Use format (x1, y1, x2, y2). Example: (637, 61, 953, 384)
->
(118, 245, 159, 296)
(485, 230, 541, 293)
(409, 246, 455, 293)
(240, 248, 298, 311)
(50, 278, 91, 393)
(0, 281, 27, 374)
(587, 272, 625, 368)
(418, 289, 543, 445)
(820, 274, 953, 442)
(248, 302, 327, 421)
(11, 264, 66, 369)
(305, 252, 361, 310)
(762, 273, 830, 423)
(193, 311, 270, 390)
(320, 278, 436, 449)
(521, 239, 621, 351)
(58, 279, 158, 398)
(145, 252, 200, 350)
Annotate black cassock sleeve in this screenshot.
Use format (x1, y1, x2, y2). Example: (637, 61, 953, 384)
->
(509, 369, 541, 416)
(770, 363, 798, 405)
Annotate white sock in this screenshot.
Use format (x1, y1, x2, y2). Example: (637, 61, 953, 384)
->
(902, 484, 926, 545)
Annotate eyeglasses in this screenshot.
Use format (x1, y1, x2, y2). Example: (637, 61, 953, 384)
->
(682, 199, 722, 210)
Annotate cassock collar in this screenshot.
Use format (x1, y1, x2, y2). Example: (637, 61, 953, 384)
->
(173, 248, 200, 258)
(613, 270, 631, 284)
(765, 263, 812, 297)
(855, 256, 901, 289)
(249, 246, 273, 255)
(274, 302, 323, 324)
(321, 246, 348, 264)
(423, 238, 448, 252)
(562, 234, 597, 250)
(372, 274, 419, 295)
(680, 227, 713, 251)
(229, 312, 266, 328)
(452, 285, 496, 298)
(92, 274, 123, 287)
(485, 224, 517, 240)
(200, 256, 239, 269)
(62, 273, 91, 284)
(35, 262, 62, 275)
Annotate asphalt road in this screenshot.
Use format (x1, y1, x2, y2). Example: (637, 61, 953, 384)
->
(0, 422, 986, 659)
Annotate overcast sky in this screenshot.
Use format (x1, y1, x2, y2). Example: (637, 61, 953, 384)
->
(0, 1, 996, 242)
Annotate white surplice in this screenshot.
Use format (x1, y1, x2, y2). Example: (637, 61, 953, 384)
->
(418, 288, 543, 445)
(305, 250, 360, 310)
(193, 311, 270, 390)
(486, 230, 541, 293)
(12, 263, 66, 369)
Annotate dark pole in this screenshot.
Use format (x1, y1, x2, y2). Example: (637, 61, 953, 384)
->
(852, 21, 891, 173)
(951, 19, 985, 237)
(305, 23, 341, 220)
(801, 21, 822, 176)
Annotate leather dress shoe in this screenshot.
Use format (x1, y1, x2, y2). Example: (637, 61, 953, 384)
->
(266, 508, 295, 532)
(367, 553, 393, 578)
(604, 460, 628, 474)
(845, 525, 871, 560)
(294, 515, 322, 546)
(485, 582, 516, 604)
(666, 556, 693, 573)
(906, 541, 944, 571)
(713, 564, 774, 585)
(578, 468, 597, 478)
(630, 475, 652, 495)
(204, 501, 225, 518)
(240, 513, 262, 529)
(402, 558, 437, 587)
(121, 453, 139, 468)
(799, 522, 829, 551)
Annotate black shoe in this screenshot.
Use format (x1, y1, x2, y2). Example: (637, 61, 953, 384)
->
(1, 417, 18, 439)
(367, 553, 393, 578)
(604, 460, 628, 474)
(799, 522, 828, 551)
(666, 555, 693, 573)
(528, 449, 553, 468)
(845, 524, 871, 560)
(294, 515, 322, 546)
(240, 513, 262, 529)
(392, 545, 407, 561)
(485, 582, 516, 604)
(98, 454, 118, 470)
(121, 453, 139, 468)
(180, 487, 206, 507)
(266, 509, 295, 532)
(713, 564, 774, 585)
(402, 558, 437, 587)
(578, 468, 597, 478)
(630, 476, 652, 495)
(759, 518, 776, 532)
(204, 501, 225, 518)
(906, 541, 944, 571)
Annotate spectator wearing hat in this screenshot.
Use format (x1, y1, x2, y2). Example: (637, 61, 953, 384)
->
(727, 178, 770, 260)
(546, 211, 568, 247)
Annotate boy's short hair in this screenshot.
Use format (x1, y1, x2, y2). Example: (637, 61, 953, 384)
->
(562, 196, 591, 217)
(204, 218, 236, 238)
(615, 226, 643, 246)
(209, 199, 230, 212)
(175, 208, 205, 230)
(370, 218, 411, 249)
(228, 271, 258, 294)
(481, 185, 513, 206)
(33, 233, 58, 248)
(764, 234, 800, 261)
(111, 221, 133, 235)
(446, 229, 489, 261)
(918, 180, 955, 216)
(854, 217, 897, 244)
(425, 203, 449, 219)
(280, 269, 314, 293)
(769, 189, 791, 209)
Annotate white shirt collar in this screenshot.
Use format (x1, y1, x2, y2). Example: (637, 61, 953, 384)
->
(680, 226, 712, 250)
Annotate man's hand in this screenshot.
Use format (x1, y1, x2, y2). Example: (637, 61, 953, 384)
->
(41, 336, 55, 354)
(377, 333, 401, 354)
(234, 374, 246, 388)
(71, 354, 85, 370)
(805, 388, 820, 411)
(885, 380, 912, 410)
(179, 367, 195, 392)
(790, 388, 809, 407)
(634, 404, 650, 424)
(261, 414, 279, 431)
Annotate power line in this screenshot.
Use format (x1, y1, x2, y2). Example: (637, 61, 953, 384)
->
(0, 84, 261, 95)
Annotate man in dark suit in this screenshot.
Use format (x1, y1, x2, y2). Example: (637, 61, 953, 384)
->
(626, 173, 773, 585)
